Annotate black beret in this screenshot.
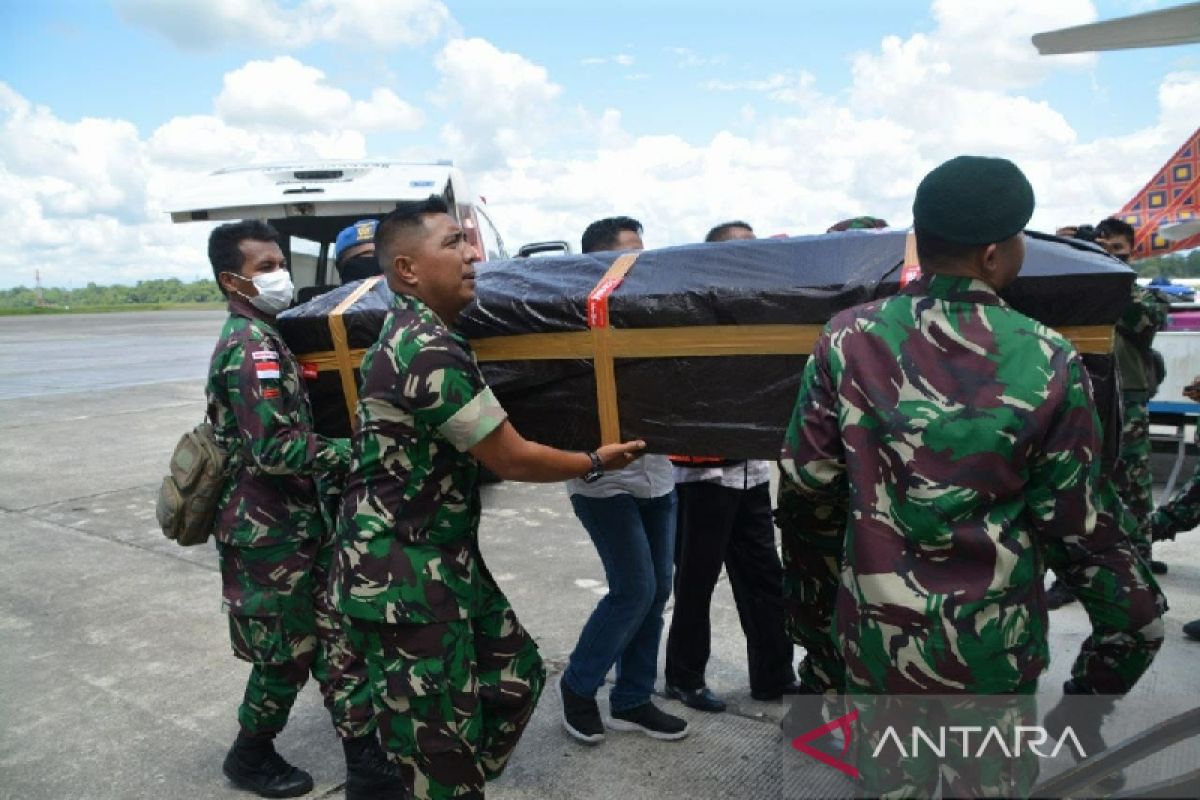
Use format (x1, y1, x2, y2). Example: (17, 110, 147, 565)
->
(912, 156, 1034, 245)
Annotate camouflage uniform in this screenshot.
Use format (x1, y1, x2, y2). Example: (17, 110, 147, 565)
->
(1151, 427, 1200, 540)
(775, 472, 844, 694)
(333, 293, 546, 800)
(1112, 285, 1169, 559)
(207, 298, 372, 739)
(780, 274, 1164, 695)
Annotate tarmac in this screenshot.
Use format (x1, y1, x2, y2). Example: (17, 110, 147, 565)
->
(0, 309, 1197, 800)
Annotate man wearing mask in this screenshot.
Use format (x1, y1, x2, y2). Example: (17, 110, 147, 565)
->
(336, 219, 383, 284)
(206, 220, 399, 799)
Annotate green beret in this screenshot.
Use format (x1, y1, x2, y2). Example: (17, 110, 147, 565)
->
(912, 156, 1034, 245)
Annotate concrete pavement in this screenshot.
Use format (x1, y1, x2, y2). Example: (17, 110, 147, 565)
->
(0, 310, 1197, 799)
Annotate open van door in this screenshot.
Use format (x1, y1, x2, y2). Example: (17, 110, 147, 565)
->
(167, 160, 485, 291)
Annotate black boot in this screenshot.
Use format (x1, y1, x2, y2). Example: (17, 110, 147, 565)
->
(343, 734, 408, 800)
(222, 731, 314, 798)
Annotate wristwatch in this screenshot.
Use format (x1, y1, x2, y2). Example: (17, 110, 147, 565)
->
(581, 451, 605, 483)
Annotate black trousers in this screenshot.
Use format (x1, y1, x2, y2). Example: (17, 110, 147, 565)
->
(664, 481, 794, 695)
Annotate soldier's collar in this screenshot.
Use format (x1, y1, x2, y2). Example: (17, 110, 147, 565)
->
(228, 296, 278, 325)
(914, 273, 1004, 306)
(392, 292, 450, 328)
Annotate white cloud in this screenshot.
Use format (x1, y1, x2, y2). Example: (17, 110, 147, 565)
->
(670, 47, 727, 68)
(434, 38, 563, 170)
(702, 71, 819, 105)
(0, 74, 372, 288)
(114, 0, 453, 50)
(465, 2, 1190, 253)
(582, 53, 636, 67)
(3, 2, 1193, 290)
(214, 57, 423, 132)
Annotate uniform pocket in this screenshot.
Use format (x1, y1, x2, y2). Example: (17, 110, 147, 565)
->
(385, 653, 446, 698)
(229, 613, 289, 665)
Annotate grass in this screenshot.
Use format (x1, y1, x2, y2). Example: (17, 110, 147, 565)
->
(0, 302, 226, 316)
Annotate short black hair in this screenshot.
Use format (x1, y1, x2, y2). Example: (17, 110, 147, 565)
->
(208, 219, 280, 296)
(375, 195, 451, 271)
(1096, 217, 1135, 242)
(705, 221, 753, 242)
(581, 216, 642, 254)
(914, 227, 987, 272)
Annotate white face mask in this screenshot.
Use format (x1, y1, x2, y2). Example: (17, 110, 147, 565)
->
(247, 270, 294, 315)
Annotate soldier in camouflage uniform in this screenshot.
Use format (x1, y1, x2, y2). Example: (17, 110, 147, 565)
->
(333, 196, 644, 800)
(775, 217, 890, 696)
(1047, 221, 1171, 609)
(1151, 376, 1200, 640)
(206, 220, 398, 799)
(1111, 277, 1169, 566)
(780, 158, 1165, 796)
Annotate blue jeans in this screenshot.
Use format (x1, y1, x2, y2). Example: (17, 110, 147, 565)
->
(563, 491, 676, 713)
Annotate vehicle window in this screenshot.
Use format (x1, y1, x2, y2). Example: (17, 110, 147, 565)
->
(476, 206, 509, 261)
(456, 204, 486, 261)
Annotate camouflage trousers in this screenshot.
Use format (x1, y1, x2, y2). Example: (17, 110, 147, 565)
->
(217, 537, 373, 739)
(850, 690, 1040, 799)
(1113, 396, 1153, 559)
(1151, 426, 1200, 540)
(1053, 481, 1166, 694)
(347, 604, 547, 800)
(776, 471, 845, 694)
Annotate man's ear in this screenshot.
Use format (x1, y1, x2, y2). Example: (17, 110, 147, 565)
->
(217, 271, 244, 296)
(390, 253, 419, 288)
(980, 243, 999, 276)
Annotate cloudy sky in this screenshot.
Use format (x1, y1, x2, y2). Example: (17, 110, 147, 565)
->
(0, 0, 1196, 288)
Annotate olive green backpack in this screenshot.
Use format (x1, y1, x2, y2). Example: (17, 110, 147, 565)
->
(155, 421, 228, 546)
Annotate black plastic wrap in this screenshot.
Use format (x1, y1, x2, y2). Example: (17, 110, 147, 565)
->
(277, 279, 393, 438)
(279, 231, 1133, 456)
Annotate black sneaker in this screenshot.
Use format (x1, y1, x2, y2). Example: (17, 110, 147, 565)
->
(1183, 619, 1200, 641)
(608, 701, 690, 740)
(558, 673, 605, 744)
(664, 684, 726, 713)
(222, 734, 314, 798)
(1045, 581, 1076, 610)
(1150, 559, 1168, 575)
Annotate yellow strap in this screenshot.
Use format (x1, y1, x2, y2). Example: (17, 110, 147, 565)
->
(588, 252, 642, 444)
(301, 323, 1114, 372)
(327, 277, 382, 431)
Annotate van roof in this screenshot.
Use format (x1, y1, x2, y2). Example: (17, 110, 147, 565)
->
(167, 160, 466, 237)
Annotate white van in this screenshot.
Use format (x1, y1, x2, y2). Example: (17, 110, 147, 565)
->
(167, 159, 558, 299)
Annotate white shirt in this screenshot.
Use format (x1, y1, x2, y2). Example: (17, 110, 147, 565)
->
(565, 453, 675, 499)
(672, 459, 771, 490)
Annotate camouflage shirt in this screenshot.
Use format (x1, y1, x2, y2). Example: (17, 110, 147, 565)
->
(781, 274, 1107, 693)
(333, 293, 508, 625)
(1114, 285, 1169, 393)
(206, 298, 350, 549)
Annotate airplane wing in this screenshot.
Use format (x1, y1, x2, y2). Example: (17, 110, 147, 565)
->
(1032, 2, 1200, 54)
(1116, 127, 1200, 261)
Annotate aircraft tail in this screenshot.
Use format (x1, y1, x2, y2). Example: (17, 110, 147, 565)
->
(1116, 126, 1200, 261)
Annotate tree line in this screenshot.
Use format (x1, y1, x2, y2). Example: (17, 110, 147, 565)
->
(0, 278, 223, 309)
(1137, 250, 1200, 279)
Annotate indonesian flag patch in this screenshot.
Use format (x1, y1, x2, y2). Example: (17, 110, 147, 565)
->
(252, 350, 280, 380)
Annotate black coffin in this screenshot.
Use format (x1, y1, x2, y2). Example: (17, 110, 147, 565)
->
(279, 231, 1132, 462)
